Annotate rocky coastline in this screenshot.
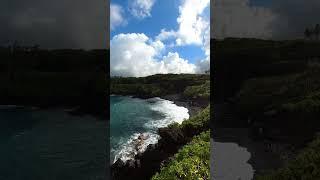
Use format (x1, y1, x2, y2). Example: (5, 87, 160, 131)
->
(212, 102, 311, 178)
(110, 93, 208, 180)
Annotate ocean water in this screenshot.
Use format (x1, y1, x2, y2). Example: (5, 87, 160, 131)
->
(110, 95, 189, 163)
(0, 107, 107, 180)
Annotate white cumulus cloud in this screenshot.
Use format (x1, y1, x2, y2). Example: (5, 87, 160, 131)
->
(155, 0, 211, 73)
(129, 0, 156, 19)
(110, 4, 126, 30)
(156, 29, 177, 41)
(110, 33, 197, 77)
(175, 0, 210, 46)
(156, 0, 209, 46)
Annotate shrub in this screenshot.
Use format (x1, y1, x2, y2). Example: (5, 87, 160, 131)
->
(183, 81, 210, 99)
(152, 130, 210, 180)
(180, 105, 210, 136)
(256, 137, 320, 180)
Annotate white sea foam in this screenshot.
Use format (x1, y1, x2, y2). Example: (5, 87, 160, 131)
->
(113, 132, 160, 163)
(112, 97, 190, 163)
(145, 98, 189, 129)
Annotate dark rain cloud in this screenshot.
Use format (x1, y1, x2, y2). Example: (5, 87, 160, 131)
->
(0, 0, 108, 49)
(211, 0, 320, 39)
(269, 0, 320, 39)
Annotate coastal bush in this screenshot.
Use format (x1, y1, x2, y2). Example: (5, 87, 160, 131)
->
(183, 80, 210, 99)
(237, 67, 320, 115)
(256, 137, 320, 180)
(281, 91, 320, 113)
(181, 105, 210, 136)
(213, 38, 320, 180)
(110, 74, 210, 97)
(168, 122, 180, 129)
(151, 130, 210, 180)
(213, 38, 320, 102)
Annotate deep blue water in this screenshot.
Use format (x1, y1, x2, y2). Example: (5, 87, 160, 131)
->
(110, 95, 189, 163)
(0, 107, 107, 180)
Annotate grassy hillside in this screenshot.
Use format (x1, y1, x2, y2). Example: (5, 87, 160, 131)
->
(237, 66, 320, 112)
(111, 74, 209, 95)
(152, 130, 210, 180)
(183, 80, 210, 100)
(111, 74, 210, 102)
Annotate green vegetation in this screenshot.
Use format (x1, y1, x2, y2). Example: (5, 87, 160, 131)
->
(180, 105, 210, 135)
(111, 74, 210, 99)
(168, 105, 210, 129)
(213, 39, 320, 133)
(213, 38, 320, 102)
(247, 67, 320, 179)
(214, 38, 320, 178)
(257, 136, 320, 180)
(152, 130, 210, 180)
(237, 66, 320, 113)
(235, 66, 320, 135)
(111, 74, 211, 179)
(183, 80, 210, 99)
(154, 106, 210, 179)
(282, 91, 320, 113)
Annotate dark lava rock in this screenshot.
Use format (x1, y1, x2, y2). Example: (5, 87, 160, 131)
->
(111, 159, 126, 180)
(111, 122, 200, 180)
(158, 126, 186, 146)
(113, 159, 125, 168)
(127, 159, 136, 169)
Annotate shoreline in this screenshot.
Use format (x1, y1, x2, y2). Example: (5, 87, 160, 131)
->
(110, 94, 205, 164)
(113, 93, 204, 117)
(212, 103, 290, 178)
(212, 102, 311, 178)
(111, 94, 209, 180)
(212, 128, 285, 178)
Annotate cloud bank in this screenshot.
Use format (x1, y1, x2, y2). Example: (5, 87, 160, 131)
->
(110, 33, 197, 77)
(111, 0, 210, 77)
(211, 0, 320, 40)
(269, 0, 320, 39)
(0, 0, 106, 49)
(212, 0, 276, 39)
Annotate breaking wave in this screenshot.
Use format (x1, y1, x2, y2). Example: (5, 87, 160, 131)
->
(111, 96, 189, 163)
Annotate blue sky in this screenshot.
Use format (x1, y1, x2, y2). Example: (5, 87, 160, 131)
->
(111, 0, 180, 38)
(110, 0, 210, 77)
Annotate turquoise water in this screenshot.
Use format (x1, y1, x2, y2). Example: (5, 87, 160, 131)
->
(110, 96, 189, 163)
(0, 107, 107, 180)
